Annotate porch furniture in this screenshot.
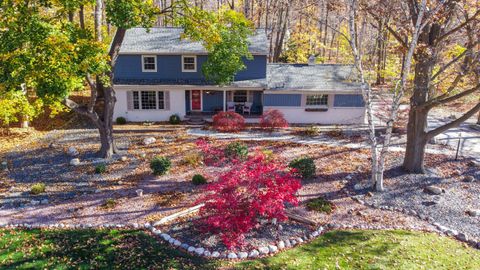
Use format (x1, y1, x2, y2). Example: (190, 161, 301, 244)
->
(227, 102, 236, 112)
(243, 102, 253, 115)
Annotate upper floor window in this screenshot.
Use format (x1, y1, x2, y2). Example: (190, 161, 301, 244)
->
(142, 55, 157, 72)
(182, 55, 197, 72)
(306, 94, 328, 107)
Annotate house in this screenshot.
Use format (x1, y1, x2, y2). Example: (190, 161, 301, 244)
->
(113, 27, 366, 124)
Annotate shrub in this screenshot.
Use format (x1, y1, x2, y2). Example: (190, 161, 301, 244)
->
(116, 117, 127, 125)
(103, 198, 117, 209)
(169, 114, 181, 125)
(260, 109, 289, 130)
(289, 157, 316, 179)
(303, 126, 320, 137)
(196, 138, 227, 166)
(306, 197, 334, 213)
(183, 152, 202, 167)
(95, 164, 107, 174)
(212, 112, 245, 132)
(197, 153, 302, 249)
(224, 141, 248, 160)
(30, 183, 46, 195)
(261, 149, 274, 161)
(192, 174, 207, 185)
(150, 156, 172, 176)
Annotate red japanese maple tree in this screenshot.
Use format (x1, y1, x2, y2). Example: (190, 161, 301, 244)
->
(212, 112, 246, 132)
(197, 153, 301, 249)
(260, 109, 289, 130)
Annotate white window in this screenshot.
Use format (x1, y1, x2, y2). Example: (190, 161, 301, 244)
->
(306, 94, 328, 107)
(132, 91, 165, 110)
(182, 55, 197, 72)
(142, 55, 157, 72)
(233, 90, 248, 103)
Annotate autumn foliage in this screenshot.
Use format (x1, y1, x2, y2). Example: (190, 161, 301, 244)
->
(260, 110, 289, 130)
(197, 153, 302, 249)
(195, 138, 227, 166)
(212, 112, 245, 132)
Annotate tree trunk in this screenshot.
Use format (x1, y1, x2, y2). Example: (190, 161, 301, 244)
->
(403, 52, 434, 173)
(477, 107, 480, 124)
(79, 5, 85, 29)
(94, 0, 103, 42)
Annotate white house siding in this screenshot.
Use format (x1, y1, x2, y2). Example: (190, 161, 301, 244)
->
(114, 85, 186, 122)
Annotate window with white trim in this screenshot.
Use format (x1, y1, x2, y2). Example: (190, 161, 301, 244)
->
(142, 55, 157, 72)
(182, 56, 196, 72)
(132, 91, 165, 110)
(233, 90, 248, 103)
(306, 94, 328, 106)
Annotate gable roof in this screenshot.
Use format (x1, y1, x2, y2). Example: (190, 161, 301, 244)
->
(267, 64, 362, 91)
(119, 27, 269, 55)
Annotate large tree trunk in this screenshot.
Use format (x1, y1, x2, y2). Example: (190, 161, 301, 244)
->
(98, 86, 117, 158)
(403, 47, 435, 173)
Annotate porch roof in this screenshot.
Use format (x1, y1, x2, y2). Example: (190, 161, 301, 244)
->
(113, 78, 267, 89)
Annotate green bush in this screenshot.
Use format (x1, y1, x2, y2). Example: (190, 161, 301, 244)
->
(192, 174, 207, 185)
(306, 197, 334, 213)
(224, 141, 248, 160)
(183, 152, 202, 167)
(304, 126, 320, 137)
(150, 156, 172, 176)
(30, 183, 46, 195)
(103, 198, 117, 209)
(116, 117, 127, 125)
(289, 157, 316, 179)
(169, 114, 181, 125)
(95, 164, 107, 174)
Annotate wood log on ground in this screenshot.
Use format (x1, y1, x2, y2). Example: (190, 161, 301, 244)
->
(285, 210, 318, 226)
(153, 204, 205, 226)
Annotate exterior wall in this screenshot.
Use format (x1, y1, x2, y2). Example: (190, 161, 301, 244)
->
(114, 55, 267, 82)
(202, 91, 224, 112)
(263, 92, 366, 124)
(114, 86, 186, 122)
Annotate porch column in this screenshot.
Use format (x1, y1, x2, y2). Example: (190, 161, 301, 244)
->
(223, 90, 227, 112)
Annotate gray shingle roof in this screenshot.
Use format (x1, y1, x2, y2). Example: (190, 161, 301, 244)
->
(267, 64, 362, 91)
(119, 27, 268, 55)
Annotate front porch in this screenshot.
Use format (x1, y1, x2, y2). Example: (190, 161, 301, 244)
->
(185, 89, 264, 116)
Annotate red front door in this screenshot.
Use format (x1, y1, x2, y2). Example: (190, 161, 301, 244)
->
(191, 90, 202, 111)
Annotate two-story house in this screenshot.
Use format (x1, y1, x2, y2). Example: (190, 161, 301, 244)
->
(113, 27, 366, 124)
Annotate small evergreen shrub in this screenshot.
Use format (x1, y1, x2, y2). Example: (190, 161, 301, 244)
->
(303, 126, 320, 137)
(150, 156, 172, 176)
(260, 109, 289, 130)
(289, 157, 316, 179)
(225, 141, 248, 160)
(116, 117, 127, 125)
(192, 174, 207, 185)
(169, 114, 181, 125)
(103, 198, 117, 209)
(30, 183, 46, 195)
(306, 197, 334, 213)
(183, 152, 202, 167)
(212, 112, 245, 132)
(95, 164, 107, 174)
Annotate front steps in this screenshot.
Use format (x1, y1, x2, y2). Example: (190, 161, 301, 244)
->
(185, 113, 206, 125)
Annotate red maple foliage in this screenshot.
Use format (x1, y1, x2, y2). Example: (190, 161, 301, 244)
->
(197, 153, 301, 249)
(260, 109, 289, 130)
(195, 138, 227, 166)
(212, 112, 246, 132)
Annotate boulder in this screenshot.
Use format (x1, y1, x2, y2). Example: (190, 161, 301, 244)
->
(136, 189, 144, 197)
(227, 253, 238, 259)
(204, 251, 211, 257)
(238, 252, 248, 259)
(194, 247, 205, 256)
(467, 209, 480, 217)
(70, 158, 81, 166)
(67, 147, 79, 157)
(120, 156, 128, 162)
(41, 199, 49, 205)
(248, 250, 259, 258)
(211, 251, 220, 258)
(268, 245, 278, 253)
(173, 240, 181, 246)
(187, 246, 195, 253)
(258, 247, 269, 255)
(284, 239, 292, 248)
(277, 240, 285, 249)
(180, 244, 189, 250)
(464, 176, 475, 183)
(424, 186, 443, 195)
(143, 137, 156, 145)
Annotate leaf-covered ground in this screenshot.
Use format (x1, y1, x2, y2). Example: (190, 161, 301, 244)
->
(1, 229, 479, 270)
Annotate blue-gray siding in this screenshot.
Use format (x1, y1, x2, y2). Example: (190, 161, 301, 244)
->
(114, 55, 267, 82)
(264, 94, 302, 107)
(202, 91, 224, 112)
(333, 94, 365, 107)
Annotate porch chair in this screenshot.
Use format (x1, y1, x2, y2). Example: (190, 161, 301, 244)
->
(243, 102, 253, 115)
(227, 102, 236, 112)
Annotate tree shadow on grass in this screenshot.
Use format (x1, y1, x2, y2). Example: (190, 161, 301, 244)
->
(0, 229, 217, 270)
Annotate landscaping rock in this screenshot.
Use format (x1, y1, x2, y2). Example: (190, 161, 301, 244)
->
(285, 239, 292, 248)
(227, 253, 237, 259)
(70, 158, 81, 166)
(143, 137, 156, 145)
(204, 251, 211, 257)
(248, 250, 259, 258)
(173, 240, 181, 246)
(180, 244, 189, 250)
(463, 176, 475, 183)
(136, 189, 144, 197)
(258, 247, 269, 255)
(1, 161, 7, 171)
(194, 247, 205, 256)
(211, 251, 220, 258)
(457, 233, 469, 242)
(67, 147, 79, 157)
(277, 240, 285, 249)
(466, 209, 480, 217)
(187, 246, 195, 253)
(238, 252, 248, 259)
(268, 245, 278, 253)
(40, 199, 49, 205)
(424, 186, 443, 195)
(30, 200, 40, 206)
(120, 156, 128, 162)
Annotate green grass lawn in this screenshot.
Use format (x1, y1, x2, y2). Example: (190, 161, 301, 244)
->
(1, 229, 479, 270)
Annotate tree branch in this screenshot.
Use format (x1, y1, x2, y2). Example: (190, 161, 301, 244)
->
(426, 83, 480, 109)
(86, 74, 98, 113)
(436, 9, 480, 44)
(426, 102, 480, 140)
